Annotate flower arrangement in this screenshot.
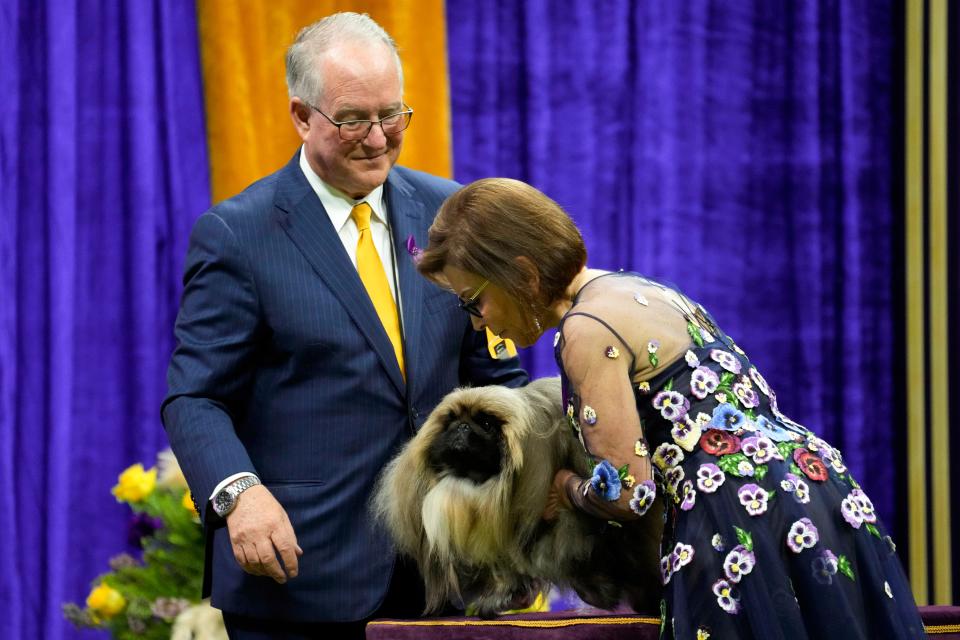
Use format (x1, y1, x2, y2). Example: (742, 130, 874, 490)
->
(63, 449, 226, 639)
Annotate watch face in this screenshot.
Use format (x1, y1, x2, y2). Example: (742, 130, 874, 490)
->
(214, 490, 233, 516)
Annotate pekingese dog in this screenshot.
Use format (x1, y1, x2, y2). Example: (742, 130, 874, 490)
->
(372, 377, 662, 618)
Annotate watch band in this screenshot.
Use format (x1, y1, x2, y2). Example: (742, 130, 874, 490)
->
(229, 475, 261, 497)
(213, 475, 261, 517)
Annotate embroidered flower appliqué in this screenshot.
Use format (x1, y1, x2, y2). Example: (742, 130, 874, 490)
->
(713, 579, 740, 614)
(737, 483, 768, 516)
(671, 542, 695, 572)
(671, 421, 701, 452)
(793, 448, 828, 482)
(652, 443, 684, 470)
(710, 349, 742, 374)
(589, 460, 621, 501)
(634, 440, 649, 457)
(690, 366, 720, 400)
(696, 463, 725, 493)
(723, 545, 756, 583)
(700, 429, 741, 456)
(582, 405, 598, 425)
(605, 346, 620, 359)
(841, 494, 864, 529)
(741, 435, 782, 464)
(786, 518, 819, 553)
(629, 480, 657, 517)
(812, 549, 838, 585)
(708, 403, 747, 432)
(679, 480, 696, 511)
(712, 533, 726, 552)
(647, 340, 661, 368)
(653, 390, 690, 422)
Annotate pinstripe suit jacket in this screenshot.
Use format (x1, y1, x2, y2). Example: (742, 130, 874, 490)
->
(161, 152, 527, 622)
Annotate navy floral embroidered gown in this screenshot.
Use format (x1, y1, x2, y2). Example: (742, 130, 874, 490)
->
(553, 272, 925, 640)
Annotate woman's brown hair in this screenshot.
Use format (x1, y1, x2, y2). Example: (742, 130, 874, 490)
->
(417, 178, 587, 322)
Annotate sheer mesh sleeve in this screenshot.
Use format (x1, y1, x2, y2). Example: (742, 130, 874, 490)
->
(557, 312, 656, 521)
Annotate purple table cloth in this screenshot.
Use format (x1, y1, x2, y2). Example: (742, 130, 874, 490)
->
(367, 606, 960, 639)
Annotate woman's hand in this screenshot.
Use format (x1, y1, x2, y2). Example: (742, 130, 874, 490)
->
(542, 469, 577, 521)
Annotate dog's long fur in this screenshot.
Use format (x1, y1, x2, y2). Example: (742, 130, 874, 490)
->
(372, 377, 662, 618)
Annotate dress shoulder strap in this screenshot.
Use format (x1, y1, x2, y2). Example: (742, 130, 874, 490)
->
(559, 311, 638, 373)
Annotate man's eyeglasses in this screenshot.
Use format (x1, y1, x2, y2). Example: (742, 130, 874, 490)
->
(458, 280, 489, 318)
(305, 102, 414, 141)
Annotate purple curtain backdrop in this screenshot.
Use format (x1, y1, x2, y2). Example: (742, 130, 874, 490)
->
(446, 0, 899, 529)
(0, 2, 209, 638)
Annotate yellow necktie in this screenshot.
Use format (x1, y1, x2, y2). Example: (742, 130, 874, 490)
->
(351, 203, 404, 377)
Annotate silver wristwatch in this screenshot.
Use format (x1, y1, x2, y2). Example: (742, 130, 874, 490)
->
(213, 476, 261, 518)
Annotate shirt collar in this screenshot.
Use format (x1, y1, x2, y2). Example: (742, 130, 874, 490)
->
(299, 146, 387, 231)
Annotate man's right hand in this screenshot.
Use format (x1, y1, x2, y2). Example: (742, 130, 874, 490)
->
(225, 484, 303, 583)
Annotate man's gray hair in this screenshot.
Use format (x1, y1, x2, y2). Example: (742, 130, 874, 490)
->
(285, 12, 403, 104)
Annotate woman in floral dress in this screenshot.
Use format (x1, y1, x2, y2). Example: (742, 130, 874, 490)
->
(416, 177, 926, 639)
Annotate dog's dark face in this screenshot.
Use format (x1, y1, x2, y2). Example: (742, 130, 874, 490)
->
(426, 408, 505, 484)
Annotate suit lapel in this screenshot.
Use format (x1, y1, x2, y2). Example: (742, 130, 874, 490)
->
(273, 154, 406, 396)
(384, 170, 427, 390)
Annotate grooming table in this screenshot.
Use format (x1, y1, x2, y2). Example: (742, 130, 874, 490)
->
(367, 606, 960, 639)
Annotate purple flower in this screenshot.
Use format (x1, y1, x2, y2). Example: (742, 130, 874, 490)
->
(629, 480, 657, 517)
(732, 379, 759, 408)
(822, 447, 848, 474)
(737, 483, 768, 516)
(812, 549, 838, 585)
(680, 480, 697, 511)
(128, 513, 163, 546)
(841, 494, 864, 528)
(672, 542, 695, 571)
(652, 443, 684, 470)
(590, 460, 622, 501)
(723, 545, 756, 583)
(665, 466, 685, 498)
(690, 366, 720, 399)
(653, 390, 690, 422)
(709, 403, 747, 432)
(712, 579, 741, 614)
(851, 489, 876, 523)
(405, 235, 422, 260)
(108, 553, 139, 571)
(711, 533, 726, 552)
(151, 597, 191, 622)
(740, 435, 780, 464)
(748, 367, 771, 396)
(696, 463, 725, 493)
(685, 350, 700, 368)
(737, 459, 756, 477)
(780, 473, 810, 504)
(786, 518, 820, 553)
(660, 553, 674, 585)
(710, 349, 742, 373)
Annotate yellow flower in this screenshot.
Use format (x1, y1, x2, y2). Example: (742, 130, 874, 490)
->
(111, 463, 157, 503)
(182, 489, 198, 515)
(86, 583, 126, 618)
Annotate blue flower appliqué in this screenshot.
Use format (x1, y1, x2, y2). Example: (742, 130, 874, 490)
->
(709, 403, 747, 431)
(590, 460, 622, 501)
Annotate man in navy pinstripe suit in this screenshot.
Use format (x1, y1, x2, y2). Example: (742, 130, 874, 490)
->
(162, 13, 526, 639)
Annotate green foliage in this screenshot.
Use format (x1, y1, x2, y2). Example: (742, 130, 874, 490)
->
(63, 456, 205, 639)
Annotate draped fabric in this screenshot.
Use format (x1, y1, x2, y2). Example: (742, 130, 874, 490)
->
(0, 2, 210, 638)
(446, 1, 899, 529)
(197, 0, 453, 203)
